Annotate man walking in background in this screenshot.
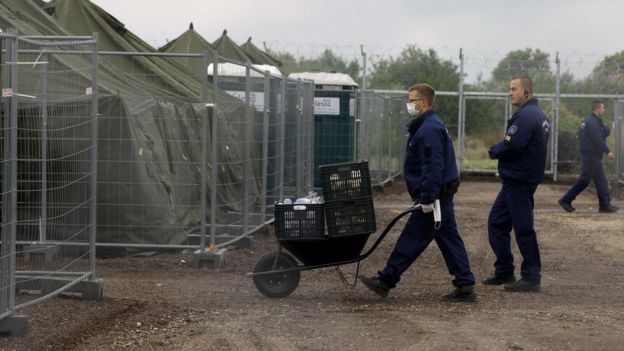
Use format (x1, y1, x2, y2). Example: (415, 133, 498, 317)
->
(483, 76, 550, 293)
(559, 101, 619, 213)
(359, 83, 476, 302)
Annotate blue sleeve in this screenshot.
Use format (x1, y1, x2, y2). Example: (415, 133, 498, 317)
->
(587, 119, 610, 154)
(419, 129, 444, 204)
(489, 115, 535, 160)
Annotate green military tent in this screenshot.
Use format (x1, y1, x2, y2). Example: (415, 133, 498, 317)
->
(212, 29, 251, 64)
(1, 0, 259, 246)
(239, 37, 282, 68)
(158, 22, 216, 79)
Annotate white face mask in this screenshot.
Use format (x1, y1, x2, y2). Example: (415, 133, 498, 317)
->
(406, 102, 420, 117)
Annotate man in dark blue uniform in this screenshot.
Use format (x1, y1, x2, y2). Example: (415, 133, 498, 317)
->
(360, 83, 476, 302)
(559, 101, 619, 213)
(483, 76, 550, 293)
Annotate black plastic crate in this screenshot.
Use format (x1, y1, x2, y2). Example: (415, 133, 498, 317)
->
(274, 203, 325, 240)
(319, 161, 372, 201)
(324, 197, 376, 237)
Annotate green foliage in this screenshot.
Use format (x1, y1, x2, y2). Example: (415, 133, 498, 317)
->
(367, 45, 460, 130)
(368, 45, 459, 91)
(489, 48, 555, 92)
(584, 50, 624, 94)
(267, 49, 361, 80)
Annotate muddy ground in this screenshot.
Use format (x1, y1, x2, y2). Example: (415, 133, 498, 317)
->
(1, 179, 623, 351)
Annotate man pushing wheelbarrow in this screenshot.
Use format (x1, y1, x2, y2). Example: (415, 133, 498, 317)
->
(359, 83, 476, 302)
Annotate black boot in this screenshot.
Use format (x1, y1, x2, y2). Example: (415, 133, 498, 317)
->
(558, 198, 575, 213)
(599, 205, 619, 213)
(482, 274, 516, 286)
(504, 279, 540, 292)
(359, 275, 390, 297)
(442, 285, 477, 302)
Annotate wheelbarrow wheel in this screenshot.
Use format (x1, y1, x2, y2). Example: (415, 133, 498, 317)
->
(253, 251, 300, 298)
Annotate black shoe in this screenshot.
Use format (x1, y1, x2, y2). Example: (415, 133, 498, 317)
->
(482, 274, 516, 286)
(599, 205, 619, 213)
(442, 285, 477, 302)
(359, 275, 390, 297)
(504, 279, 540, 292)
(558, 198, 575, 213)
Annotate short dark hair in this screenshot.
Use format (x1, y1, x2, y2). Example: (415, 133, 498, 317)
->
(591, 100, 604, 112)
(511, 76, 533, 95)
(408, 83, 436, 106)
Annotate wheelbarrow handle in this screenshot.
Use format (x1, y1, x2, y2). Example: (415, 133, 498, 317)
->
(356, 205, 422, 261)
(414, 199, 442, 229)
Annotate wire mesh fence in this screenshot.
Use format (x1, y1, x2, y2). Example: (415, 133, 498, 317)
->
(1, 32, 99, 327)
(360, 51, 624, 186)
(90, 50, 316, 252)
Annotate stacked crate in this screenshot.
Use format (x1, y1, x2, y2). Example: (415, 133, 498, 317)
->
(273, 203, 324, 241)
(273, 161, 377, 241)
(319, 161, 377, 237)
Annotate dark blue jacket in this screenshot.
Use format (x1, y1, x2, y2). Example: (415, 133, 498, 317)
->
(404, 109, 459, 204)
(489, 97, 550, 184)
(578, 114, 610, 159)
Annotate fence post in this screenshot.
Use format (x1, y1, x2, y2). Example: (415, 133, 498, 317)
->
(39, 51, 48, 243)
(89, 32, 99, 277)
(553, 52, 561, 181)
(243, 63, 252, 234)
(260, 71, 270, 222)
(210, 51, 219, 251)
(615, 101, 622, 183)
(360, 45, 367, 161)
(0, 32, 18, 320)
(458, 48, 465, 170)
(279, 77, 287, 201)
(384, 96, 391, 181)
(199, 51, 210, 253)
(8, 31, 18, 313)
(296, 79, 303, 195)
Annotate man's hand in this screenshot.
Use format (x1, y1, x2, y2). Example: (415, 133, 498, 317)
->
(608, 152, 614, 160)
(421, 203, 435, 213)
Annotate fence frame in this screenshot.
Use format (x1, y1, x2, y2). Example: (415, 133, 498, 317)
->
(0, 32, 102, 336)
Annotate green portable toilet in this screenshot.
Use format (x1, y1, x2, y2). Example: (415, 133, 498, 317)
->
(288, 72, 358, 187)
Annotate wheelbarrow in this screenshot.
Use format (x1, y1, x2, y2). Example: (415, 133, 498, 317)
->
(248, 202, 440, 298)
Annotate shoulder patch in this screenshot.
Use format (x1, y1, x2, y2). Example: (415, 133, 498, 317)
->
(507, 125, 518, 135)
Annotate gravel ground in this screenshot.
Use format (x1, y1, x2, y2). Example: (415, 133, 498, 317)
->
(1, 179, 623, 351)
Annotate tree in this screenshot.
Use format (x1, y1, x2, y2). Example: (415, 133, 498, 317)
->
(268, 49, 361, 80)
(368, 45, 459, 91)
(584, 51, 624, 94)
(489, 48, 555, 92)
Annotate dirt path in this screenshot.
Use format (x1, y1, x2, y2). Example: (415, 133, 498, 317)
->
(2, 180, 624, 351)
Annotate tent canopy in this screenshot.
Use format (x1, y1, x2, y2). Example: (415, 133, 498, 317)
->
(159, 22, 216, 78)
(240, 37, 282, 67)
(211, 29, 252, 64)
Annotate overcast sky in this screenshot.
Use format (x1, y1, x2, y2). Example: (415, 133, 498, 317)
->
(90, 0, 622, 81)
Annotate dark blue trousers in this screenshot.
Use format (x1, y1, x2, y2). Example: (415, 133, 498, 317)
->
(561, 155, 610, 208)
(488, 180, 541, 283)
(379, 196, 475, 288)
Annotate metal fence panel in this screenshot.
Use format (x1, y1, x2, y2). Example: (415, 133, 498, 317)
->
(1, 33, 99, 323)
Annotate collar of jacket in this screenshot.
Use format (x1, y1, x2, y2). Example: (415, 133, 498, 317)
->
(519, 96, 538, 110)
(408, 109, 436, 134)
